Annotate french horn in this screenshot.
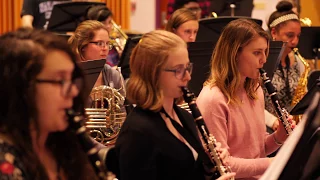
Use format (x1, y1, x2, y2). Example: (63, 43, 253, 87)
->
(85, 85, 126, 146)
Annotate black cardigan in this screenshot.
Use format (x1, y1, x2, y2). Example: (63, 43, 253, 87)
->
(115, 105, 206, 180)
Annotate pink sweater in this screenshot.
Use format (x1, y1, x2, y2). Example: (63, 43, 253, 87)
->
(196, 85, 281, 179)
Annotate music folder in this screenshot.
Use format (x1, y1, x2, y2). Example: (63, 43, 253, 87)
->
(117, 35, 142, 80)
(79, 59, 105, 100)
(263, 41, 286, 81)
(196, 16, 263, 42)
(290, 71, 320, 115)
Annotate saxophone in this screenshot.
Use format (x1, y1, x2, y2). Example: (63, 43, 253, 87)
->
(181, 87, 234, 180)
(291, 48, 310, 106)
(291, 48, 310, 123)
(260, 69, 293, 135)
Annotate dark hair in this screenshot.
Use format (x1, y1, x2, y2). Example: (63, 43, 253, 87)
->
(0, 28, 97, 179)
(268, 1, 299, 30)
(86, 5, 113, 22)
(173, 0, 198, 11)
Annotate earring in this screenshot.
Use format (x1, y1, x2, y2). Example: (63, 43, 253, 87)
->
(272, 37, 276, 41)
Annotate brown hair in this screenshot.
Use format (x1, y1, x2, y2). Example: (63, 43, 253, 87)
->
(68, 20, 108, 61)
(268, 1, 299, 31)
(205, 19, 270, 104)
(165, 8, 198, 32)
(126, 30, 186, 111)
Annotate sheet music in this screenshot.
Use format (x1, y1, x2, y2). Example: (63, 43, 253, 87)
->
(260, 92, 320, 180)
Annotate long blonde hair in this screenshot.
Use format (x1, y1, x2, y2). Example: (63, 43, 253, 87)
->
(206, 19, 270, 104)
(127, 30, 186, 111)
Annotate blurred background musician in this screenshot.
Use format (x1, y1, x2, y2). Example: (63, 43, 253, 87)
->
(115, 30, 235, 180)
(196, 19, 294, 179)
(165, 8, 199, 43)
(0, 28, 98, 179)
(20, 0, 89, 29)
(265, 0, 309, 131)
(68, 20, 125, 97)
(167, 0, 209, 20)
(86, 5, 122, 67)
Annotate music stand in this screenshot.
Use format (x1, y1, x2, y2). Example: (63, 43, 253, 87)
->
(263, 41, 286, 81)
(278, 91, 320, 180)
(297, 27, 320, 69)
(118, 35, 142, 80)
(307, 70, 320, 90)
(196, 17, 262, 42)
(47, 2, 106, 32)
(79, 59, 105, 100)
(187, 41, 215, 96)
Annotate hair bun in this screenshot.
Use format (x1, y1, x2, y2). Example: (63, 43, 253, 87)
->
(276, 1, 293, 12)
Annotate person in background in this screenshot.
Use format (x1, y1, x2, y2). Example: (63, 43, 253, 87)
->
(166, 8, 199, 43)
(0, 28, 98, 179)
(86, 5, 121, 67)
(167, 0, 211, 20)
(115, 30, 235, 180)
(265, 0, 305, 131)
(68, 20, 125, 96)
(196, 19, 295, 179)
(20, 0, 89, 29)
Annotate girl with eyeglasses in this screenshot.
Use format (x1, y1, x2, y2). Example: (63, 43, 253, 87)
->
(69, 20, 125, 97)
(114, 30, 235, 180)
(0, 28, 99, 179)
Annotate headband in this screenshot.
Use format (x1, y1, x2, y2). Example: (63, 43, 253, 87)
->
(269, 14, 299, 28)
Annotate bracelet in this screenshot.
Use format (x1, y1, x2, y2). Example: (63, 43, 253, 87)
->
(273, 134, 283, 145)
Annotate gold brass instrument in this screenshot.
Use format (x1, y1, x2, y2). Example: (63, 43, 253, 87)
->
(300, 17, 312, 27)
(291, 48, 310, 122)
(85, 85, 126, 146)
(109, 20, 128, 53)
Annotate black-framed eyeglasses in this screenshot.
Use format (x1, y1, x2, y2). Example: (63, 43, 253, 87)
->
(89, 41, 113, 50)
(164, 63, 193, 80)
(35, 78, 83, 97)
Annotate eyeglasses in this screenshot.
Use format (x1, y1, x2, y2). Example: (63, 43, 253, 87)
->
(89, 41, 113, 50)
(164, 63, 193, 80)
(35, 78, 83, 97)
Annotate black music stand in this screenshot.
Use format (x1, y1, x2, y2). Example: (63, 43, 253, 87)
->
(187, 41, 215, 96)
(79, 59, 105, 101)
(47, 2, 106, 32)
(307, 70, 320, 90)
(196, 17, 262, 42)
(118, 35, 142, 80)
(297, 27, 320, 69)
(263, 41, 286, 81)
(278, 91, 320, 180)
(209, 0, 254, 17)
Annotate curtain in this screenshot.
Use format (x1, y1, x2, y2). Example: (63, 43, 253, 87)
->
(0, 0, 23, 35)
(0, 0, 129, 35)
(103, 0, 130, 29)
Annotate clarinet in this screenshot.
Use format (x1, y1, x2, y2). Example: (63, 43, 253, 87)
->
(259, 68, 293, 135)
(181, 87, 234, 180)
(66, 109, 108, 180)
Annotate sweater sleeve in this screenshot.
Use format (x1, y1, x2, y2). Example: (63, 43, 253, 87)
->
(196, 88, 271, 178)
